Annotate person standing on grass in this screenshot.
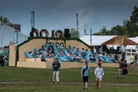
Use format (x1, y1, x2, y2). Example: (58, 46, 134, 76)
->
(129, 54, 135, 69)
(134, 54, 138, 70)
(116, 58, 124, 79)
(81, 62, 90, 90)
(122, 60, 128, 78)
(52, 58, 61, 84)
(94, 63, 104, 89)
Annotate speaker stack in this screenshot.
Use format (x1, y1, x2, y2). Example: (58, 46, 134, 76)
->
(64, 29, 71, 38)
(52, 30, 55, 37)
(30, 28, 35, 37)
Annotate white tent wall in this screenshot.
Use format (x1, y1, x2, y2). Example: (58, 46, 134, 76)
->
(0, 24, 28, 47)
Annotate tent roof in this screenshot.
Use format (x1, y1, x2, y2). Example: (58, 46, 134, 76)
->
(129, 36, 138, 43)
(102, 36, 138, 45)
(80, 35, 116, 46)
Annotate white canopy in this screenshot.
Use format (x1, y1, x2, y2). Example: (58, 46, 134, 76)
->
(129, 36, 138, 43)
(80, 35, 116, 46)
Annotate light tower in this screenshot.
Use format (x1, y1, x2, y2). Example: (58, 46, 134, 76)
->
(31, 11, 35, 28)
(90, 28, 92, 45)
(84, 24, 87, 35)
(76, 13, 79, 32)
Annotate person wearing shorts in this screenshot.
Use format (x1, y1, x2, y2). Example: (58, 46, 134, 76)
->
(81, 62, 90, 90)
(94, 63, 104, 89)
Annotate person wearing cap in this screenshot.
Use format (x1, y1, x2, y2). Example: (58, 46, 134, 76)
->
(94, 63, 104, 89)
(52, 58, 61, 84)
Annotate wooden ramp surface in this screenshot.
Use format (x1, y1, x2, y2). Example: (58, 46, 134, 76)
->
(17, 58, 119, 69)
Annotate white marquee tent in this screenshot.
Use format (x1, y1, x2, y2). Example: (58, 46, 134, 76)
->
(0, 24, 28, 47)
(80, 35, 116, 46)
(129, 36, 138, 43)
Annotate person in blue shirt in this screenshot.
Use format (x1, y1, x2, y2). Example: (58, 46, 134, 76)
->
(81, 62, 90, 90)
(52, 58, 61, 84)
(40, 54, 47, 62)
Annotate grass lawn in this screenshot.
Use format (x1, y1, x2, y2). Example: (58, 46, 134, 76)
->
(0, 66, 138, 92)
(0, 84, 138, 92)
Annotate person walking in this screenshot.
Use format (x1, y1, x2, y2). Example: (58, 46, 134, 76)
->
(122, 60, 128, 78)
(81, 62, 90, 90)
(94, 63, 104, 89)
(134, 54, 138, 70)
(116, 58, 124, 79)
(52, 58, 61, 84)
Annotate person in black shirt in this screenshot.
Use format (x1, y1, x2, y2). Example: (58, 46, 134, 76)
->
(52, 58, 61, 84)
(122, 60, 128, 77)
(116, 58, 124, 79)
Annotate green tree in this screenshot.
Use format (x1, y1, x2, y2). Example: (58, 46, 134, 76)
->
(123, 20, 132, 36)
(93, 26, 109, 35)
(110, 25, 124, 35)
(70, 28, 80, 38)
(93, 6, 138, 37)
(93, 32, 101, 35)
(123, 6, 138, 37)
(0, 16, 13, 27)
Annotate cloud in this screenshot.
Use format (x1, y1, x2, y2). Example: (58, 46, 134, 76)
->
(1, 0, 138, 37)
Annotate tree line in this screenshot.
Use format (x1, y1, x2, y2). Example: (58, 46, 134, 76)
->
(0, 16, 13, 27)
(93, 6, 138, 37)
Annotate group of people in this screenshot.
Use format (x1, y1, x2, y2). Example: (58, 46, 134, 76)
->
(81, 62, 104, 90)
(38, 43, 91, 62)
(36, 43, 84, 62)
(25, 43, 122, 64)
(130, 54, 138, 70)
(25, 43, 138, 90)
(0, 54, 8, 67)
(52, 56, 138, 90)
(52, 58, 104, 90)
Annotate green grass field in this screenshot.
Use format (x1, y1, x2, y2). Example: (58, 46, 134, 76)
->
(0, 66, 138, 92)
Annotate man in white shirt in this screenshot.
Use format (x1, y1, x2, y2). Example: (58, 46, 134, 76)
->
(94, 63, 104, 89)
(93, 47, 97, 55)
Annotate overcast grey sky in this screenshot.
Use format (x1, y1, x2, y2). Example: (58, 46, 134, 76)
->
(0, 0, 138, 37)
